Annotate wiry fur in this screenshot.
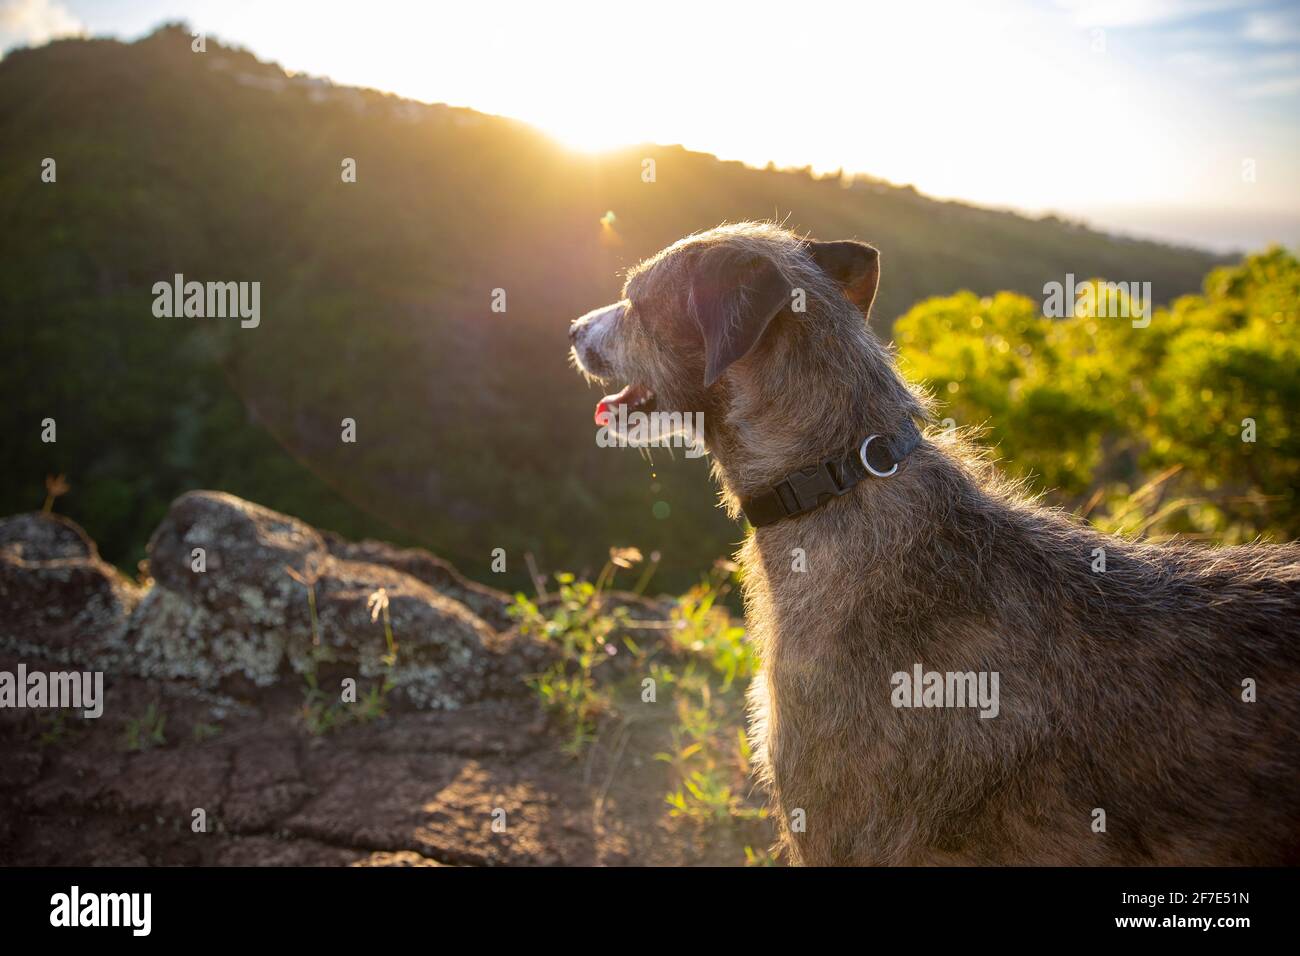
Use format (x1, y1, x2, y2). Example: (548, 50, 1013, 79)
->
(571, 221, 1300, 865)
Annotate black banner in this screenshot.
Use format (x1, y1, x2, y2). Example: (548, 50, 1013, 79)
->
(0, 866, 1283, 941)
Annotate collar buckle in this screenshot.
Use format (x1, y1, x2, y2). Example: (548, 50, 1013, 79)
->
(780, 461, 850, 516)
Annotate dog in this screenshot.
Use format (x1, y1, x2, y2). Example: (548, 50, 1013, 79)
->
(569, 221, 1300, 865)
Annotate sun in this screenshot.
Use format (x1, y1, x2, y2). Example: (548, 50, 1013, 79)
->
(539, 118, 637, 154)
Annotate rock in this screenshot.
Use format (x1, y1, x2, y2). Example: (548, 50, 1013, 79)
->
(322, 533, 513, 630)
(308, 556, 518, 709)
(0, 511, 140, 666)
(119, 491, 325, 687)
(145, 490, 327, 603)
(120, 490, 536, 708)
(0, 512, 96, 561)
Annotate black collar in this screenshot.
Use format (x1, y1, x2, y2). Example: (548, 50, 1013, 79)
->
(740, 428, 922, 528)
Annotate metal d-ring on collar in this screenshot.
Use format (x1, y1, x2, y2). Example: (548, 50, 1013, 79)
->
(739, 427, 921, 528)
(859, 434, 898, 478)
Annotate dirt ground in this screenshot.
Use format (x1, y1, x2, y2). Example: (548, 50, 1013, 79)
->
(0, 655, 776, 866)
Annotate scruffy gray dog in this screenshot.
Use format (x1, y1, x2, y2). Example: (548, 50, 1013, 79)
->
(570, 221, 1300, 865)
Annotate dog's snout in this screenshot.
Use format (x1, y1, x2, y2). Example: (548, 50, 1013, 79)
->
(569, 300, 626, 350)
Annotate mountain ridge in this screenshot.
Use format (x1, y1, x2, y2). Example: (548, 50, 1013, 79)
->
(0, 25, 1230, 588)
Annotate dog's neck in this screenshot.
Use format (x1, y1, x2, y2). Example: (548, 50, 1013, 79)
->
(705, 321, 928, 510)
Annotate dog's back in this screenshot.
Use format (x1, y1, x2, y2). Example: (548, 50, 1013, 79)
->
(744, 442, 1300, 865)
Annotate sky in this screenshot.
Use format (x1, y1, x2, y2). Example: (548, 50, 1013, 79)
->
(3, 0, 1299, 252)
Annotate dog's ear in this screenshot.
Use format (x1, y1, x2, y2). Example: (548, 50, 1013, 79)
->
(692, 254, 790, 388)
(808, 240, 880, 315)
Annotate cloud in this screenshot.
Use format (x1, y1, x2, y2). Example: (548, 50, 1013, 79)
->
(1168, 48, 1300, 80)
(1166, 50, 1241, 77)
(0, 0, 84, 53)
(1255, 50, 1300, 70)
(1055, 0, 1255, 29)
(1242, 10, 1300, 44)
(1147, 4, 1300, 98)
(1238, 74, 1300, 97)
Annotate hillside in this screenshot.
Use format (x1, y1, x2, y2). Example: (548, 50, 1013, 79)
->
(0, 25, 1227, 588)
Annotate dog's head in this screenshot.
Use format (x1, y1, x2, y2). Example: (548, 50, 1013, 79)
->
(569, 222, 884, 437)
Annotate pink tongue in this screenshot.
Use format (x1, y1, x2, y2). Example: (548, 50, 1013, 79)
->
(595, 385, 633, 425)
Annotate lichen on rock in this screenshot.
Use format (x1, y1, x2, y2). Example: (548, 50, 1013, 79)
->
(1, 491, 537, 710)
(122, 491, 528, 707)
(0, 511, 141, 668)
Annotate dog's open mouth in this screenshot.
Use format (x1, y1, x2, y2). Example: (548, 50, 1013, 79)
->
(595, 384, 657, 425)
